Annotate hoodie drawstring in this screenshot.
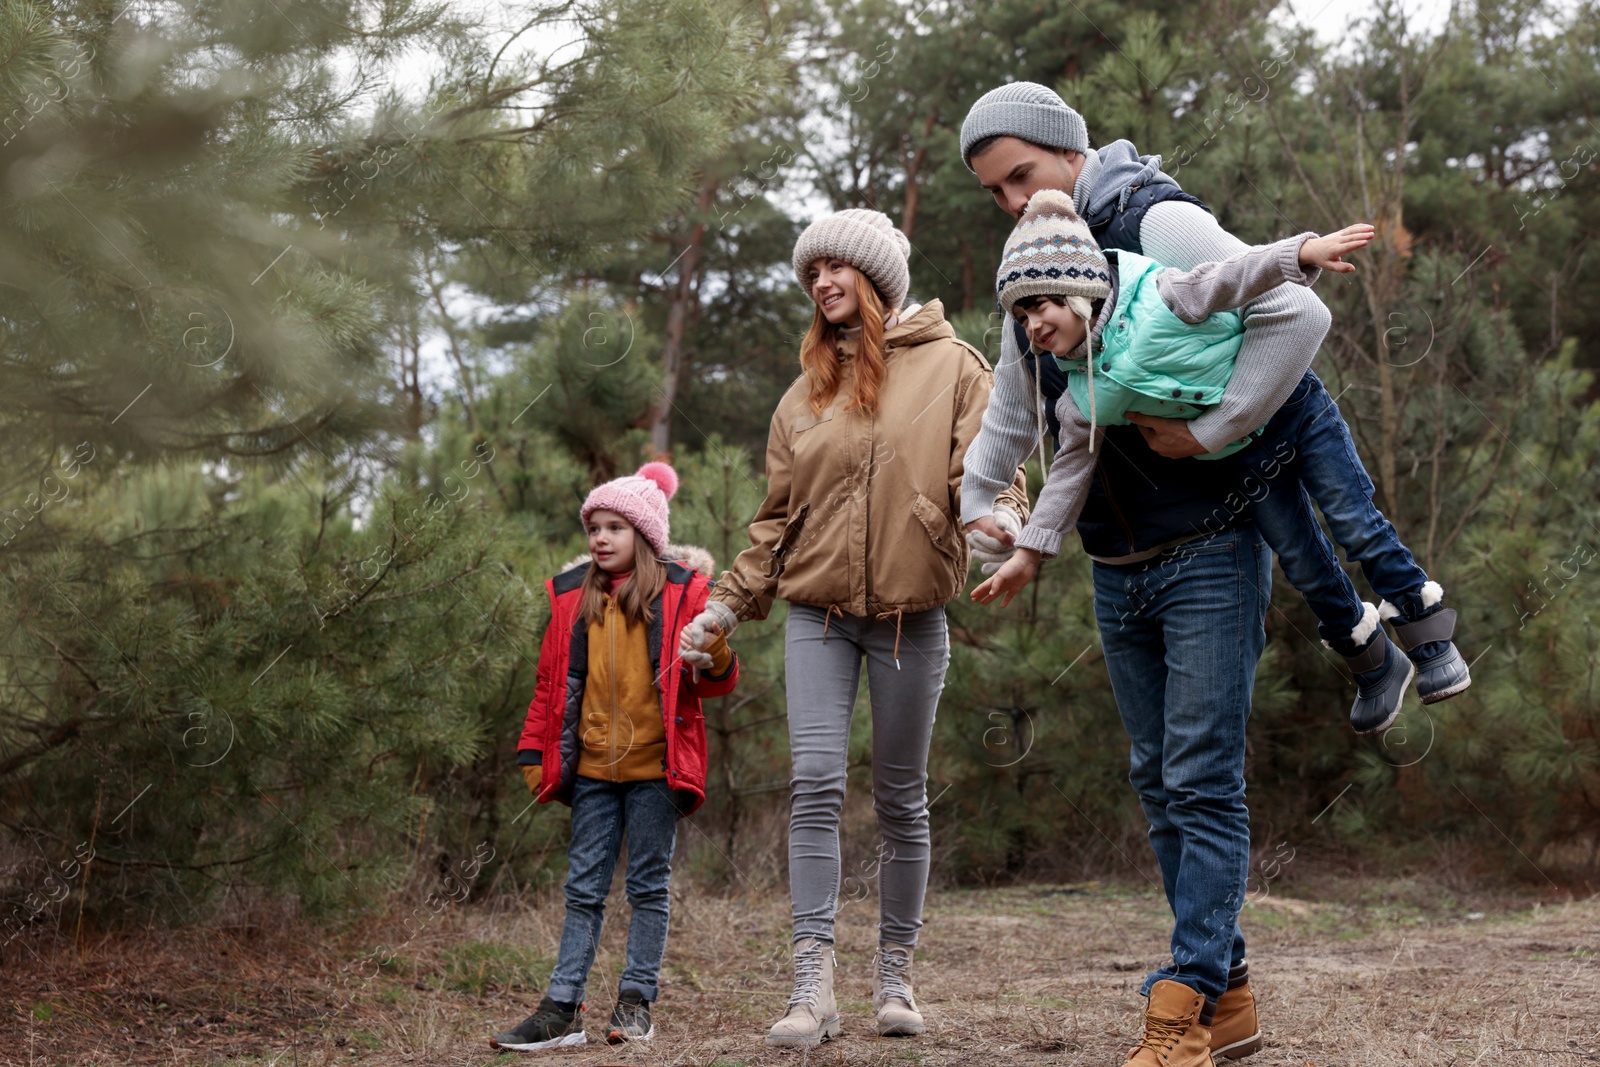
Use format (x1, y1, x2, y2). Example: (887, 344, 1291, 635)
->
(874, 607, 905, 669)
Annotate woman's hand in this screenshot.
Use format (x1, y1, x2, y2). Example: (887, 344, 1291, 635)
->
(1299, 224, 1375, 274)
(964, 506, 1022, 574)
(970, 547, 1041, 607)
(680, 602, 739, 668)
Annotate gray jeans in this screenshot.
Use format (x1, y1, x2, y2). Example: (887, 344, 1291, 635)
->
(783, 603, 950, 947)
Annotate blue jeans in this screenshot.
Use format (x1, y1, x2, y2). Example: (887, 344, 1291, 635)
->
(1093, 525, 1270, 1002)
(1243, 371, 1434, 656)
(547, 776, 680, 1004)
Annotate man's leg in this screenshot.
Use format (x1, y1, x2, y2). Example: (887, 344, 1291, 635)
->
(1095, 526, 1268, 1003)
(1092, 559, 1181, 914)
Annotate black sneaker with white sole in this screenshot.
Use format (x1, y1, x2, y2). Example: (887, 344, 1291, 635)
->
(490, 995, 586, 1051)
(606, 989, 655, 1044)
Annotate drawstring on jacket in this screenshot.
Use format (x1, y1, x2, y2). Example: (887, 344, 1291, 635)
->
(874, 607, 905, 669)
(819, 603, 844, 641)
(818, 603, 905, 669)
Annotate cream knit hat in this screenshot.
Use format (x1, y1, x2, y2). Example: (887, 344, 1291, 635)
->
(996, 189, 1112, 317)
(792, 208, 912, 310)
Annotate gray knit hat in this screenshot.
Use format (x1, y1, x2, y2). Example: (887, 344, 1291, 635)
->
(792, 208, 912, 310)
(960, 81, 1090, 171)
(996, 189, 1111, 317)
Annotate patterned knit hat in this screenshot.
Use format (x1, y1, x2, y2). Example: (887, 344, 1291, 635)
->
(580, 462, 679, 556)
(792, 208, 912, 311)
(996, 189, 1112, 318)
(960, 82, 1090, 171)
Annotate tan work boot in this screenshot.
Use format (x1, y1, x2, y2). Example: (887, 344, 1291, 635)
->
(1209, 965, 1261, 1059)
(765, 938, 841, 1048)
(871, 943, 925, 1036)
(1121, 979, 1215, 1067)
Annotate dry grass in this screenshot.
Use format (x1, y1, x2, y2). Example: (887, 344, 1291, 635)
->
(3, 872, 1597, 1066)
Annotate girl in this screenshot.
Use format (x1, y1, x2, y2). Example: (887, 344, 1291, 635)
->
(969, 190, 1469, 734)
(492, 462, 739, 1052)
(678, 208, 1030, 1047)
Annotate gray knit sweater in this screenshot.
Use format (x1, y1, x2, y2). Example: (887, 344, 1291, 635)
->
(1014, 234, 1322, 559)
(960, 150, 1334, 563)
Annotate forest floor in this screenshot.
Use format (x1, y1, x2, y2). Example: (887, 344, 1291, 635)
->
(2, 873, 1596, 1067)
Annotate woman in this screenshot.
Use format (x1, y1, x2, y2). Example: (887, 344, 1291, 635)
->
(679, 208, 1028, 1047)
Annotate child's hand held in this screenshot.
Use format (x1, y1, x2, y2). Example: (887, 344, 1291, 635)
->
(970, 549, 1040, 608)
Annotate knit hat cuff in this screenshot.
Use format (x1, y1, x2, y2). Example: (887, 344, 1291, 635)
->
(962, 102, 1089, 170)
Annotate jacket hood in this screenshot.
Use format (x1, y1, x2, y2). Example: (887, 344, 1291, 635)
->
(885, 299, 956, 349)
(1084, 139, 1180, 220)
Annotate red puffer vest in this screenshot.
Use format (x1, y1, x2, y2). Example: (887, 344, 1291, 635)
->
(516, 561, 737, 814)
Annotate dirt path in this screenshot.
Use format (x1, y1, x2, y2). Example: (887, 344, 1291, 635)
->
(3, 878, 1596, 1065)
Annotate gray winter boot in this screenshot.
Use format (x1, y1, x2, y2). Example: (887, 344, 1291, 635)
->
(1386, 605, 1471, 705)
(1344, 629, 1413, 735)
(872, 943, 925, 1037)
(765, 938, 841, 1049)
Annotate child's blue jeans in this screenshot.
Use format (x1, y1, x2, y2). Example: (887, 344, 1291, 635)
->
(546, 776, 680, 1005)
(1235, 370, 1436, 656)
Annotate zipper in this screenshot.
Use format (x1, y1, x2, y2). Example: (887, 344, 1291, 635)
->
(1098, 456, 1137, 555)
(607, 597, 618, 779)
(663, 586, 683, 778)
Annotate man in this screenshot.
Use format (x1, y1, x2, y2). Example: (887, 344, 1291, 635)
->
(958, 82, 1332, 1067)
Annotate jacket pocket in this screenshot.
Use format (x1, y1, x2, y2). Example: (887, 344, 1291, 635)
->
(764, 503, 811, 580)
(910, 492, 961, 561)
(791, 403, 837, 433)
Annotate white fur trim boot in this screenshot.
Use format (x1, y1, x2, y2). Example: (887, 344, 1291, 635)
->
(1382, 583, 1471, 704)
(1341, 603, 1413, 735)
(766, 938, 841, 1049)
(872, 943, 925, 1037)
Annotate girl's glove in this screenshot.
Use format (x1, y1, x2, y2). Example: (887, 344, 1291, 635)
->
(520, 764, 542, 795)
(965, 506, 1023, 575)
(679, 600, 740, 669)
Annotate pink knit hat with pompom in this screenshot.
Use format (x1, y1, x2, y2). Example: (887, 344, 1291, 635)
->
(580, 462, 679, 556)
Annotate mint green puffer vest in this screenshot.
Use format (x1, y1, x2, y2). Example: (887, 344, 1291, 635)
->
(1062, 250, 1262, 460)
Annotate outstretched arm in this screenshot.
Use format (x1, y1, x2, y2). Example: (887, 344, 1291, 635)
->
(1137, 202, 1334, 456)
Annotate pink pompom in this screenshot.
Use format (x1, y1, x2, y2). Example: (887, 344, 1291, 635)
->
(636, 461, 679, 501)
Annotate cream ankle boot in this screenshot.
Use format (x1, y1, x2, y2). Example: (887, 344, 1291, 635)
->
(765, 937, 841, 1048)
(872, 943, 925, 1036)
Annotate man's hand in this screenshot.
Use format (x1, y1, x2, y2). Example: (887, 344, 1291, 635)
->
(1299, 223, 1375, 274)
(1126, 412, 1207, 458)
(970, 547, 1041, 608)
(965, 507, 1022, 575)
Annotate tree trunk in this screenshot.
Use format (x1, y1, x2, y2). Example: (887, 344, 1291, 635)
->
(650, 175, 718, 455)
(900, 111, 937, 240)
